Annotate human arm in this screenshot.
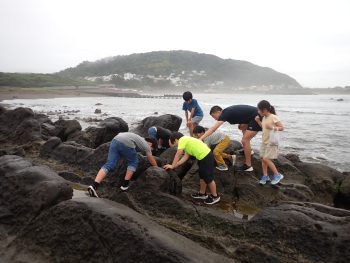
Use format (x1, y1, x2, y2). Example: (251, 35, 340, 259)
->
(265, 115, 284, 131)
(185, 110, 189, 122)
(199, 121, 224, 141)
(146, 152, 158, 167)
(190, 107, 195, 119)
(273, 121, 284, 131)
(255, 115, 262, 127)
(163, 149, 188, 170)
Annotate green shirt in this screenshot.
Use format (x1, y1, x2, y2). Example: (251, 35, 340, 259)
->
(178, 136, 211, 160)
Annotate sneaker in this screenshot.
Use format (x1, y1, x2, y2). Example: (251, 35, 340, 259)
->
(191, 192, 208, 200)
(204, 194, 221, 205)
(271, 174, 284, 185)
(120, 180, 130, 191)
(216, 164, 228, 171)
(259, 175, 271, 185)
(231, 154, 237, 165)
(88, 185, 99, 198)
(237, 164, 254, 172)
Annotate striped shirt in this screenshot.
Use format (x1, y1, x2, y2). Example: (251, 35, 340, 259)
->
(115, 132, 151, 153)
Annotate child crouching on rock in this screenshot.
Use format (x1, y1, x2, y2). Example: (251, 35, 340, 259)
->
(255, 100, 284, 185)
(193, 125, 236, 171)
(88, 132, 158, 197)
(163, 132, 220, 205)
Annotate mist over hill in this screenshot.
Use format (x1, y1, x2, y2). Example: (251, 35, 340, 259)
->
(58, 50, 302, 92)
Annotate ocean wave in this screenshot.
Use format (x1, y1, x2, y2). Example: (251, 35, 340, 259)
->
(277, 109, 349, 116)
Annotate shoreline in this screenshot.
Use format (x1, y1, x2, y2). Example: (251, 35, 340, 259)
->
(0, 87, 106, 101)
(1, 87, 350, 102)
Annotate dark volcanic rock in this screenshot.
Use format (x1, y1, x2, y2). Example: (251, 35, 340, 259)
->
(335, 174, 350, 209)
(53, 119, 82, 141)
(68, 117, 128, 148)
(0, 145, 25, 157)
(40, 137, 93, 164)
(241, 202, 350, 263)
(0, 155, 72, 226)
(224, 140, 243, 154)
(0, 107, 42, 144)
(295, 162, 346, 205)
(6, 198, 230, 263)
(132, 114, 182, 137)
(78, 142, 110, 175)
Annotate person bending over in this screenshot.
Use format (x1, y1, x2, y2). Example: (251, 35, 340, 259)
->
(182, 91, 204, 137)
(148, 126, 172, 150)
(193, 125, 236, 171)
(163, 132, 220, 205)
(88, 132, 158, 197)
(200, 105, 261, 172)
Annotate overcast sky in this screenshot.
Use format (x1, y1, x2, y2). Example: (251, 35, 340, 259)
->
(0, 0, 349, 87)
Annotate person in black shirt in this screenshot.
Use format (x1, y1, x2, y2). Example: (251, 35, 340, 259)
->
(199, 105, 262, 172)
(148, 126, 172, 149)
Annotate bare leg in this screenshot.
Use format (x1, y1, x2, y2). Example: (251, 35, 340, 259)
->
(95, 169, 107, 183)
(241, 130, 258, 166)
(261, 158, 268, 175)
(207, 180, 218, 196)
(263, 158, 279, 175)
(189, 122, 198, 137)
(124, 169, 135, 181)
(199, 179, 207, 194)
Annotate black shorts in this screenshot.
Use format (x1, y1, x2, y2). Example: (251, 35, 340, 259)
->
(247, 119, 262, 132)
(198, 151, 214, 184)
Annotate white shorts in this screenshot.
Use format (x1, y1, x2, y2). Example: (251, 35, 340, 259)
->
(260, 144, 279, 159)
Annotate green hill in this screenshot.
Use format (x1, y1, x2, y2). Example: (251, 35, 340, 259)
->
(58, 50, 302, 90)
(0, 72, 93, 88)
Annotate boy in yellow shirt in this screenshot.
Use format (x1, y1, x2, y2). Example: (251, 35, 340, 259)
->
(163, 132, 220, 205)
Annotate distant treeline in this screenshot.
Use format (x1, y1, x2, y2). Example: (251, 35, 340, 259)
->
(0, 72, 93, 87)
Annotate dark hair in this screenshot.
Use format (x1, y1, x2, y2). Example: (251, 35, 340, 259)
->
(169, 132, 184, 144)
(257, 100, 276, 114)
(182, 91, 193, 101)
(209, 105, 222, 115)
(193, 125, 205, 134)
(145, 137, 158, 150)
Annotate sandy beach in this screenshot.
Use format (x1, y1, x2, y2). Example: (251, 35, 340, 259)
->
(0, 87, 105, 101)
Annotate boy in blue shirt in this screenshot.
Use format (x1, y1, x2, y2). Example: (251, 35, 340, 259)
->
(182, 91, 204, 136)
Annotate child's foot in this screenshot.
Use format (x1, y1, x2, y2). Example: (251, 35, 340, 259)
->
(120, 180, 130, 191)
(204, 194, 221, 205)
(191, 192, 208, 200)
(271, 174, 284, 185)
(259, 175, 271, 185)
(237, 164, 254, 172)
(216, 164, 228, 171)
(87, 185, 99, 198)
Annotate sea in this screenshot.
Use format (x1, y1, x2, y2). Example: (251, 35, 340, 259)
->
(2, 94, 350, 172)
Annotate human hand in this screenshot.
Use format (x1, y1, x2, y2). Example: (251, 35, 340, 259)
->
(255, 115, 261, 122)
(186, 119, 192, 127)
(163, 164, 174, 170)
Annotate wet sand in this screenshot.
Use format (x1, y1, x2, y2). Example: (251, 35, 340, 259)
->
(0, 87, 105, 101)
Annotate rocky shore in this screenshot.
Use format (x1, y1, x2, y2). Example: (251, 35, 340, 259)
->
(0, 105, 349, 263)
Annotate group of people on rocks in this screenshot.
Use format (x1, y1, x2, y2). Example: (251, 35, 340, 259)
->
(88, 91, 284, 205)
